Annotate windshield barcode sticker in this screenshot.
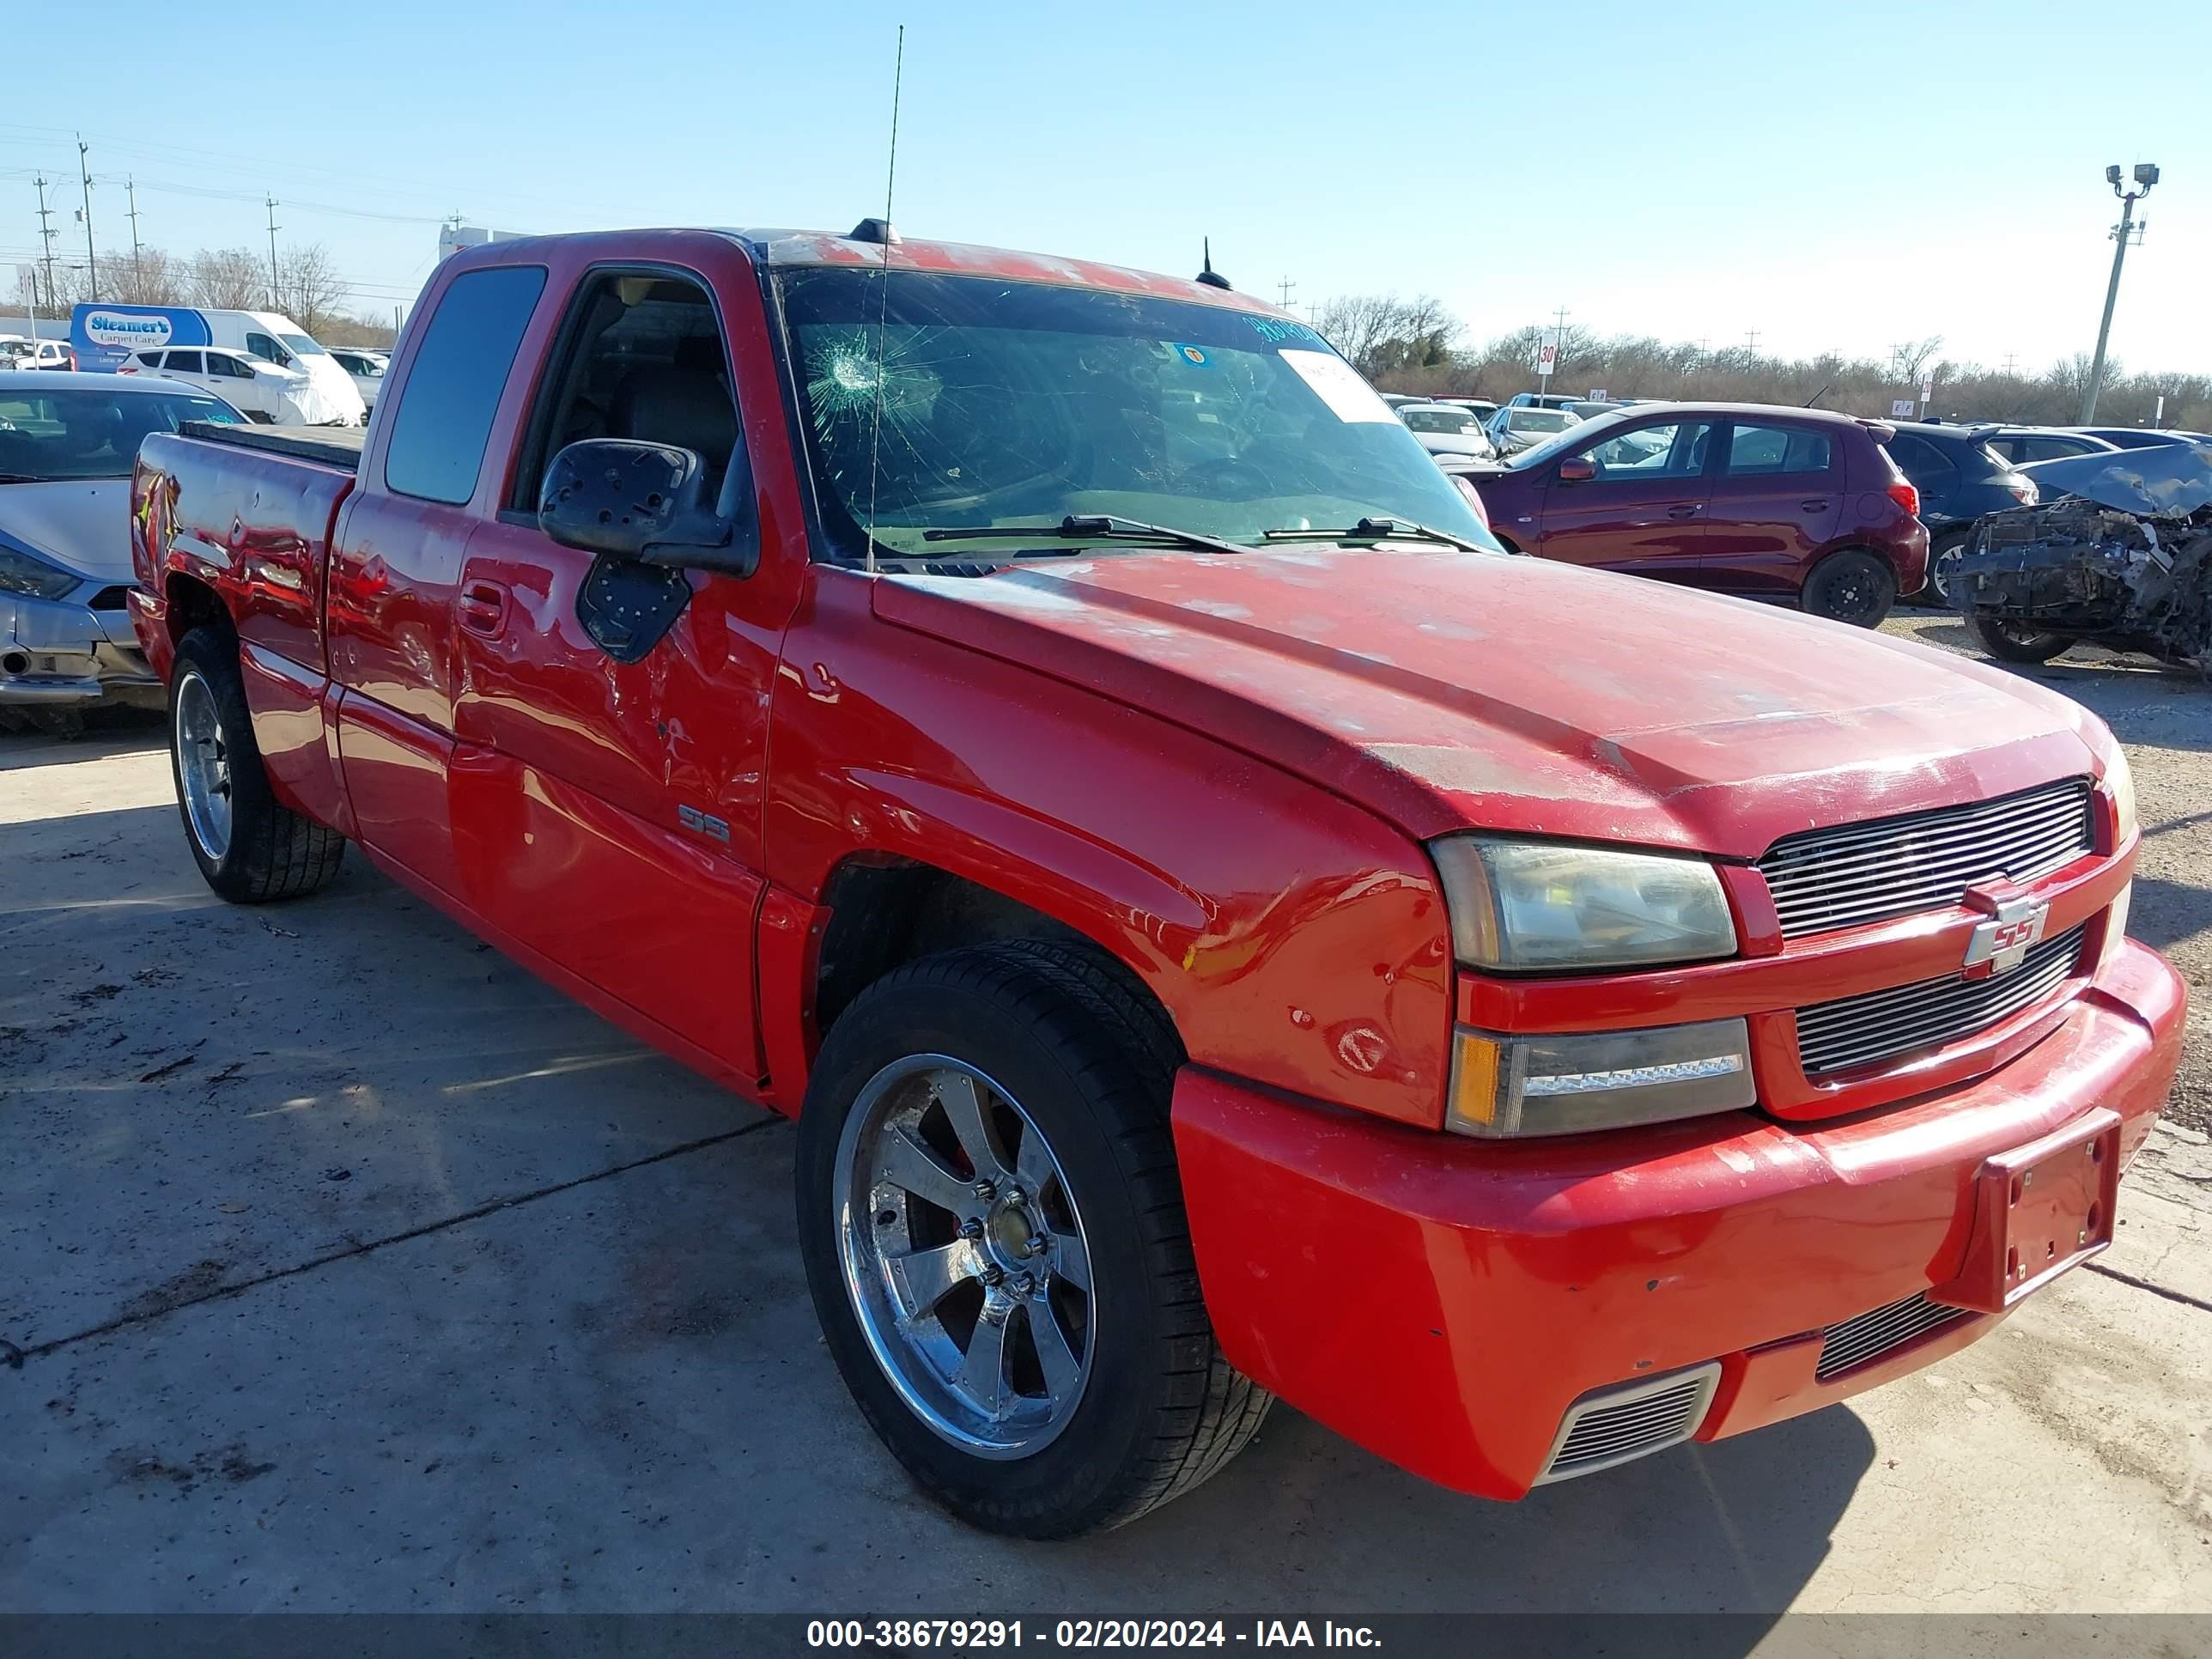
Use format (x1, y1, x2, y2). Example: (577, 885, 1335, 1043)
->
(1279, 349, 1395, 424)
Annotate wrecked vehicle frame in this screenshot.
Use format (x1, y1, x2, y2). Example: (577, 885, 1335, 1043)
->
(1954, 441, 2212, 672)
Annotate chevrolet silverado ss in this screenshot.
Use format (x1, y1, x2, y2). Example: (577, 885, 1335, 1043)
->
(127, 224, 2185, 1538)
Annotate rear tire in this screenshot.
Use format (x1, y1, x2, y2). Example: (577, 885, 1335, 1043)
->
(168, 627, 346, 902)
(1802, 549, 1898, 627)
(1966, 613, 2073, 665)
(795, 939, 1271, 1538)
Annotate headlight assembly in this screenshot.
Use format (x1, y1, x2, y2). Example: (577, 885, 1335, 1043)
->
(0, 544, 78, 600)
(1448, 1019, 1756, 1138)
(1430, 836, 1738, 973)
(2104, 747, 2136, 844)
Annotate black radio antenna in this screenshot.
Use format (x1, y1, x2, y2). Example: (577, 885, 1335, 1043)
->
(863, 23, 905, 576)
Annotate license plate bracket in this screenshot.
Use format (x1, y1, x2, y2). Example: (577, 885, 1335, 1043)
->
(1930, 1107, 2122, 1315)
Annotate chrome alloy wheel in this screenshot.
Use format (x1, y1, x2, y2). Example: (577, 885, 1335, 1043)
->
(173, 668, 234, 860)
(835, 1054, 1095, 1458)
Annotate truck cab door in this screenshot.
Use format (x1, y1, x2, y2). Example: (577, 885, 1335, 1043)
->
(327, 264, 549, 897)
(450, 260, 787, 1087)
(1534, 418, 1715, 581)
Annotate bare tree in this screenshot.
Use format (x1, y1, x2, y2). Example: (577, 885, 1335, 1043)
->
(276, 242, 349, 332)
(1313, 293, 1459, 379)
(106, 246, 185, 307)
(188, 247, 272, 310)
(1891, 335, 1945, 384)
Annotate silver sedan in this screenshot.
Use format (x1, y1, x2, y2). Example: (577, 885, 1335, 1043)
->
(0, 370, 248, 735)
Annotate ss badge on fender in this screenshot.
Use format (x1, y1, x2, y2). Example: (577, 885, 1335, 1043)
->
(1962, 896, 2051, 980)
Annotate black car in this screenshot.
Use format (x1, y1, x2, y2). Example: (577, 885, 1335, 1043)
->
(1882, 422, 2037, 603)
(1983, 428, 2119, 466)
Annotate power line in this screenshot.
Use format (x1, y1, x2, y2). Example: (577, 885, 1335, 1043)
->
(125, 175, 143, 292)
(32, 173, 58, 318)
(265, 196, 281, 308)
(74, 134, 97, 301)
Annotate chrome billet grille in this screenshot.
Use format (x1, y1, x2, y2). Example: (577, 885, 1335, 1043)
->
(1817, 1293, 1969, 1382)
(1795, 923, 2086, 1077)
(1536, 1363, 1720, 1484)
(1758, 779, 2094, 939)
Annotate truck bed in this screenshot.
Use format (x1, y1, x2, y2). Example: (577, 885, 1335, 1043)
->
(179, 420, 365, 473)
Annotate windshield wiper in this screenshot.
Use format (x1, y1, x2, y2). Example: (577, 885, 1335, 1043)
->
(920, 514, 1251, 557)
(1261, 517, 1490, 554)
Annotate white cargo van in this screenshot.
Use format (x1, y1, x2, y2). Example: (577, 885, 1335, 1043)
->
(70, 305, 365, 425)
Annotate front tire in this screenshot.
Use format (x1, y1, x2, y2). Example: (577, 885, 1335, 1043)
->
(168, 627, 346, 902)
(1802, 548, 1898, 627)
(795, 940, 1271, 1537)
(1966, 613, 2074, 665)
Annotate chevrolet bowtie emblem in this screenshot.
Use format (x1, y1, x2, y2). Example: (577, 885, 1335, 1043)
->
(1962, 896, 2051, 980)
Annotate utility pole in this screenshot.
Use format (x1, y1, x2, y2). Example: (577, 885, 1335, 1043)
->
(1744, 328, 1761, 356)
(33, 174, 60, 321)
(125, 175, 143, 295)
(2080, 161, 2159, 423)
(75, 135, 98, 301)
(1275, 275, 1296, 311)
(265, 196, 283, 309)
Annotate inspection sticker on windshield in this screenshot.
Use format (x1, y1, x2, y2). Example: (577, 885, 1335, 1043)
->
(1170, 343, 1212, 368)
(1279, 349, 1395, 423)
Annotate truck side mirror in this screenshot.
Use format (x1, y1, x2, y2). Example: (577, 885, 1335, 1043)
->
(538, 437, 760, 579)
(1557, 456, 1597, 483)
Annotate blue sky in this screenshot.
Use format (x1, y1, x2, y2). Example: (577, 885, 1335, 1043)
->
(7, 0, 2209, 373)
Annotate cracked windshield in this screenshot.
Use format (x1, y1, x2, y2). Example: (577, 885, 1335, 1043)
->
(778, 267, 1495, 559)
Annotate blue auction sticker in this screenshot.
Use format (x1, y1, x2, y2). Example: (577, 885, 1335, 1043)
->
(1171, 343, 1212, 367)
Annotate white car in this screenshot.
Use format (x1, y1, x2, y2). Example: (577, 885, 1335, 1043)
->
(116, 347, 321, 424)
(1396, 402, 1497, 464)
(328, 348, 387, 410)
(1485, 404, 1583, 455)
(2, 338, 77, 372)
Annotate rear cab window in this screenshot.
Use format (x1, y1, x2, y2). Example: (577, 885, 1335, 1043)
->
(383, 264, 550, 505)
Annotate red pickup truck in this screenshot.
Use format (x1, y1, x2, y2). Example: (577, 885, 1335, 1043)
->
(129, 225, 2184, 1539)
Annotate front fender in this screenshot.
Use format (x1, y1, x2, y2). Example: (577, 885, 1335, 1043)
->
(765, 571, 1454, 1127)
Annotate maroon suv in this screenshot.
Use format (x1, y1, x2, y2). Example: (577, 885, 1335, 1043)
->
(1449, 403, 1929, 626)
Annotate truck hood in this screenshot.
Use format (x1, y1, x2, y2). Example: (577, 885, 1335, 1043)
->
(0, 479, 132, 585)
(873, 545, 2106, 858)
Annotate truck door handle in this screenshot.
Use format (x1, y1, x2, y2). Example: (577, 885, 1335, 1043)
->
(459, 579, 509, 636)
(1666, 504, 1701, 520)
(1801, 498, 1832, 512)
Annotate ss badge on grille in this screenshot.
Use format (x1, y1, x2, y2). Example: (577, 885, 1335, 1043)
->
(1961, 896, 2051, 980)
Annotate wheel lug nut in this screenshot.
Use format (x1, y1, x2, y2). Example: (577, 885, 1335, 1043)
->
(957, 1218, 982, 1239)
(1003, 1186, 1024, 1206)
(972, 1179, 996, 1201)
(1008, 1273, 1033, 1297)
(979, 1264, 1005, 1286)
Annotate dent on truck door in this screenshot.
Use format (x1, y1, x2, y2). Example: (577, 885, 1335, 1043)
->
(448, 264, 775, 1085)
(327, 264, 549, 898)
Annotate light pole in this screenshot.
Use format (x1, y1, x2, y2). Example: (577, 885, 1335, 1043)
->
(2079, 161, 2158, 423)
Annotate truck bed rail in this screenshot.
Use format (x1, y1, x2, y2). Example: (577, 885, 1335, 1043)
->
(179, 420, 365, 472)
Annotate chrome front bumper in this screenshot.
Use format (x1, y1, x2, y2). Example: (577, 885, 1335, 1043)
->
(0, 592, 161, 708)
